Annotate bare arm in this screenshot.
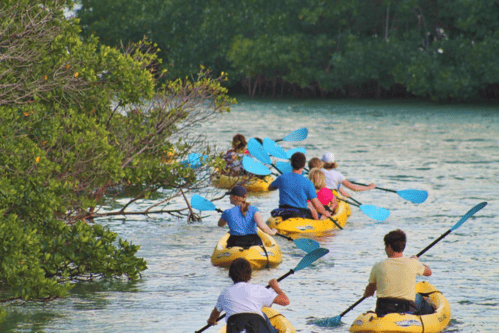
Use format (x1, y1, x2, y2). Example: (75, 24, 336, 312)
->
(364, 282, 377, 298)
(307, 201, 319, 220)
(411, 256, 432, 276)
(422, 264, 432, 276)
(218, 218, 227, 227)
(254, 211, 277, 235)
(338, 186, 351, 197)
(207, 307, 221, 326)
(311, 198, 331, 218)
(268, 278, 290, 306)
(342, 179, 376, 192)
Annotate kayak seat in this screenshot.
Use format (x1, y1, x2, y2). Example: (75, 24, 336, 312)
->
(227, 313, 275, 333)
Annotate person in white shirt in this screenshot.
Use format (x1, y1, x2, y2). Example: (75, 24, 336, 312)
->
(206, 258, 289, 332)
(320, 152, 376, 197)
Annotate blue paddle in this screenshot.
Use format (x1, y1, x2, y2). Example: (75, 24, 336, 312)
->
(247, 139, 288, 174)
(349, 181, 428, 204)
(286, 147, 307, 159)
(263, 138, 288, 159)
(247, 138, 272, 164)
(196, 247, 329, 333)
(181, 153, 208, 169)
(337, 196, 390, 221)
(275, 161, 293, 174)
(189, 194, 320, 253)
(275, 128, 309, 142)
(190, 195, 223, 213)
(312, 201, 488, 327)
(242, 156, 272, 176)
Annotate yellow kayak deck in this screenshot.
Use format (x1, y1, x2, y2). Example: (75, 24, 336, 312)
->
(211, 229, 283, 269)
(349, 281, 451, 333)
(211, 173, 274, 192)
(217, 307, 295, 333)
(266, 191, 351, 235)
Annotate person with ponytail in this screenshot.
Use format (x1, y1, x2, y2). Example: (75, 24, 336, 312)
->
(218, 186, 277, 248)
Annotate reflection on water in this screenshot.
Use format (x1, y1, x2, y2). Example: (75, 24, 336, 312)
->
(3, 98, 498, 332)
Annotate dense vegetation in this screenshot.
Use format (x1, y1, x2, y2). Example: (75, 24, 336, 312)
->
(0, 0, 233, 315)
(78, 0, 498, 102)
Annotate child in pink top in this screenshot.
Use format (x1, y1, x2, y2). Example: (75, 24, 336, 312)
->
(307, 168, 338, 219)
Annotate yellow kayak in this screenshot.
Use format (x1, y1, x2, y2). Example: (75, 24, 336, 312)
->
(210, 173, 274, 192)
(349, 281, 451, 333)
(211, 229, 283, 269)
(266, 191, 351, 235)
(217, 307, 296, 333)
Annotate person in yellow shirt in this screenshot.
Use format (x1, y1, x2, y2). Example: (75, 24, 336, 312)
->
(363, 229, 434, 317)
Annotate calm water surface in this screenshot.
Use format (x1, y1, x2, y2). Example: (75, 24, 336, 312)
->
(3, 98, 498, 332)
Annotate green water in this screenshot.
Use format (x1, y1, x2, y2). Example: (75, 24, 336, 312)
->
(3, 98, 498, 332)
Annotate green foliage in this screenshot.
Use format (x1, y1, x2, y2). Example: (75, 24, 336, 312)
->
(77, 0, 498, 101)
(0, 0, 234, 311)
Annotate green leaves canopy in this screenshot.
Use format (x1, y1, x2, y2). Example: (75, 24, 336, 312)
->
(78, 0, 498, 101)
(0, 0, 234, 310)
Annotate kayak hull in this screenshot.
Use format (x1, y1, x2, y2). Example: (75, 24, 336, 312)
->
(217, 307, 296, 333)
(266, 191, 351, 235)
(211, 173, 274, 192)
(349, 281, 451, 333)
(211, 230, 283, 269)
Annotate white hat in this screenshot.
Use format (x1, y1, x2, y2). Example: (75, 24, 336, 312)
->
(322, 152, 335, 163)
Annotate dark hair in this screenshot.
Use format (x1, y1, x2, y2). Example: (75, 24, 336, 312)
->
(308, 157, 323, 170)
(322, 162, 337, 170)
(291, 152, 306, 170)
(384, 229, 406, 252)
(232, 134, 247, 152)
(229, 258, 252, 283)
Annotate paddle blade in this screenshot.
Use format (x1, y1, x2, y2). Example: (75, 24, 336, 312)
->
(263, 138, 288, 159)
(282, 128, 308, 142)
(397, 189, 428, 204)
(450, 202, 487, 231)
(293, 238, 320, 253)
(359, 205, 390, 221)
(294, 248, 329, 272)
(242, 156, 271, 176)
(247, 138, 272, 165)
(190, 195, 216, 211)
(286, 147, 307, 159)
(181, 153, 208, 169)
(275, 161, 293, 174)
(309, 315, 342, 327)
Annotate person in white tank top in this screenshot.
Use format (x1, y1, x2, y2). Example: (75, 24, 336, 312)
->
(320, 152, 376, 198)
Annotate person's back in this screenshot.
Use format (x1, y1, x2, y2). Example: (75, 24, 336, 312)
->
(269, 152, 331, 220)
(206, 258, 289, 332)
(219, 186, 277, 248)
(222, 205, 259, 236)
(370, 257, 425, 302)
(364, 229, 432, 317)
(271, 172, 316, 209)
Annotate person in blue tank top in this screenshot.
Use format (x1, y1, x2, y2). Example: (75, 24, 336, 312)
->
(268, 152, 331, 219)
(218, 185, 277, 248)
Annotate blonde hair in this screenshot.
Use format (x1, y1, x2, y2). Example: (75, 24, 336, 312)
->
(232, 195, 251, 216)
(308, 168, 326, 190)
(308, 157, 323, 170)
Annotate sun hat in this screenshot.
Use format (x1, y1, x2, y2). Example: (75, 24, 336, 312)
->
(321, 152, 335, 163)
(227, 185, 247, 197)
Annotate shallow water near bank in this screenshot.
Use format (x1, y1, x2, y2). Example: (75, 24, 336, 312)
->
(3, 98, 498, 332)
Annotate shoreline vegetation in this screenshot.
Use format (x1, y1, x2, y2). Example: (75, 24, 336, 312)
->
(0, 0, 234, 315)
(77, 0, 498, 103)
